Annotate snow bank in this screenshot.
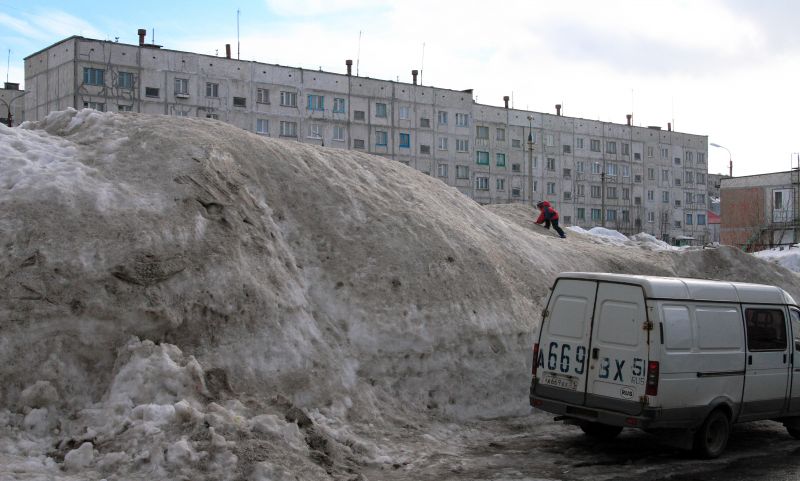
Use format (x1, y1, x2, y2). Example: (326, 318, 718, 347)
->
(753, 245, 800, 273)
(3, 110, 800, 480)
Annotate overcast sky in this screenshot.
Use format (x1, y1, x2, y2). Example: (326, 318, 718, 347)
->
(3, 0, 799, 176)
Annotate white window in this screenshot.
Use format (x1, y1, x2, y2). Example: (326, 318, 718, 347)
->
(545, 134, 554, 146)
(175, 78, 189, 95)
(622, 165, 630, 177)
(577, 184, 585, 197)
(622, 143, 630, 155)
(280, 121, 297, 137)
(662, 169, 669, 182)
(496, 128, 505, 141)
(576, 138, 584, 149)
(437, 164, 448, 178)
(512, 139, 521, 148)
(333, 125, 345, 141)
(333, 97, 346, 113)
(399, 106, 410, 120)
(647, 190, 654, 201)
(607, 163, 617, 176)
(647, 146, 654, 158)
(257, 88, 269, 104)
(648, 168, 655, 180)
(590, 139, 601, 152)
(438, 137, 448, 151)
(476, 126, 489, 139)
(438, 111, 448, 125)
(606, 141, 616, 154)
(647, 211, 655, 223)
(82, 101, 106, 111)
(175, 110, 189, 117)
(376, 131, 388, 146)
(607, 186, 617, 199)
(591, 185, 601, 198)
(661, 147, 669, 159)
(547, 182, 556, 194)
(606, 210, 617, 221)
(662, 191, 670, 203)
(256, 119, 268, 134)
(206, 82, 218, 98)
(496, 178, 505, 191)
(456, 165, 469, 179)
(456, 138, 469, 152)
(591, 162, 601, 174)
(476, 176, 489, 191)
(455, 113, 469, 127)
(280, 91, 297, 107)
(118, 72, 134, 89)
(308, 123, 323, 138)
(546, 158, 556, 171)
(375, 103, 387, 118)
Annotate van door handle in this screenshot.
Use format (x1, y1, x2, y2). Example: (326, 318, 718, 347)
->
(592, 348, 599, 360)
(784, 354, 788, 364)
(748, 355, 753, 365)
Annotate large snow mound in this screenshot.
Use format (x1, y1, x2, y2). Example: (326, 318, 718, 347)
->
(3, 109, 800, 480)
(753, 244, 800, 273)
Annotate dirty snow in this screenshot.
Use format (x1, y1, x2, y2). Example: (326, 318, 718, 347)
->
(753, 244, 800, 273)
(2, 109, 800, 480)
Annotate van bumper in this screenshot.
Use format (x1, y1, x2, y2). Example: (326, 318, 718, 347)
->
(530, 394, 666, 429)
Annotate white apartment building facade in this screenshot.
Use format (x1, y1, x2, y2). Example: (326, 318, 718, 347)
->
(24, 34, 709, 243)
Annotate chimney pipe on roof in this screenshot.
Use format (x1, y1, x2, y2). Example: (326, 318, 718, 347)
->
(412, 69, 418, 85)
(225, 44, 231, 59)
(555, 104, 561, 116)
(668, 122, 672, 132)
(626, 114, 632, 126)
(137, 29, 146, 46)
(346, 59, 353, 76)
(503, 96, 509, 109)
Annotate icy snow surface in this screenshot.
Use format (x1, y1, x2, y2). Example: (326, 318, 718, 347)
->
(753, 244, 800, 272)
(3, 109, 800, 480)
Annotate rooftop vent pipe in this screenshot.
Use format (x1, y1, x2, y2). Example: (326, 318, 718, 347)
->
(668, 122, 672, 132)
(225, 44, 231, 59)
(626, 114, 632, 126)
(555, 104, 561, 116)
(137, 29, 146, 46)
(503, 96, 509, 108)
(412, 69, 418, 85)
(346, 59, 353, 76)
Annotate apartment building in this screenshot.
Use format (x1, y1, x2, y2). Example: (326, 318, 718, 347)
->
(24, 33, 709, 244)
(1, 82, 25, 126)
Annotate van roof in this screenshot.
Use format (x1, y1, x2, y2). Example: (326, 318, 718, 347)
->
(557, 272, 797, 305)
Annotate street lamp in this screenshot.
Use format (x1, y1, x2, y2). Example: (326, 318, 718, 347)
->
(596, 162, 606, 227)
(527, 115, 534, 206)
(710, 142, 732, 177)
(0, 90, 26, 127)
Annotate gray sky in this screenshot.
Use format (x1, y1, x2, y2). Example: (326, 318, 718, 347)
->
(3, 0, 799, 176)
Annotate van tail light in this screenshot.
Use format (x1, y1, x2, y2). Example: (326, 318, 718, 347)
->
(532, 343, 540, 378)
(645, 361, 659, 396)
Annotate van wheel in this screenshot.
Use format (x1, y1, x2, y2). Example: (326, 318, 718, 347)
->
(787, 427, 800, 440)
(580, 422, 623, 439)
(693, 410, 730, 459)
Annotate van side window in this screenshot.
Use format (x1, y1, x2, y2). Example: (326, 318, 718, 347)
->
(745, 308, 787, 351)
(790, 309, 800, 350)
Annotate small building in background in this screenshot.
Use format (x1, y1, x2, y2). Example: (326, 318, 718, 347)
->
(720, 171, 798, 251)
(0, 82, 25, 126)
(707, 209, 721, 244)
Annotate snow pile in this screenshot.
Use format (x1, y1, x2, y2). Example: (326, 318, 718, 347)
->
(753, 245, 800, 273)
(565, 226, 681, 251)
(3, 109, 800, 480)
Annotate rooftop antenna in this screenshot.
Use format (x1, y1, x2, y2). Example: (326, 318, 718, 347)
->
(420, 42, 425, 85)
(356, 30, 362, 76)
(6, 49, 10, 84)
(152, 28, 155, 45)
(237, 8, 240, 60)
(511, 91, 514, 109)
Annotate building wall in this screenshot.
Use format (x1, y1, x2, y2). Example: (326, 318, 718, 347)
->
(0, 85, 26, 126)
(24, 36, 710, 243)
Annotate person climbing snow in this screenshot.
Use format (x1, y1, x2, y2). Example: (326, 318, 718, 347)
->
(535, 201, 566, 238)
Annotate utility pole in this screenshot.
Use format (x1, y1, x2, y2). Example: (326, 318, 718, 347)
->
(0, 90, 26, 127)
(527, 115, 534, 206)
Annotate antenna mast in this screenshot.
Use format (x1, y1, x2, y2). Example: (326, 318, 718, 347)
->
(420, 42, 425, 85)
(237, 9, 241, 60)
(356, 30, 362, 76)
(6, 49, 10, 84)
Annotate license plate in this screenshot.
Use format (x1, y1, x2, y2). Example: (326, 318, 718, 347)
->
(541, 372, 579, 391)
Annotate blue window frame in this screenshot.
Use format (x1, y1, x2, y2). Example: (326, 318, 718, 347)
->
(399, 133, 410, 148)
(307, 94, 324, 111)
(698, 214, 706, 225)
(83, 67, 105, 86)
(117, 72, 134, 89)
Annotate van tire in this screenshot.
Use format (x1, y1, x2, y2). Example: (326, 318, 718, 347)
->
(693, 409, 730, 459)
(580, 422, 623, 439)
(787, 427, 800, 440)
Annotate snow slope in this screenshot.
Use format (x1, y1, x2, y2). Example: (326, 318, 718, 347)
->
(2, 109, 799, 480)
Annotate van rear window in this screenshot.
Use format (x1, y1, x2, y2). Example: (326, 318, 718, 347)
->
(745, 308, 787, 351)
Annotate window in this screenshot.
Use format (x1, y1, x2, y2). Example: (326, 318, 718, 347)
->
(118, 105, 132, 112)
(82, 101, 105, 111)
(686, 213, 693, 225)
(512, 139, 521, 148)
(353, 139, 365, 149)
(590, 139, 601, 152)
(622, 165, 630, 177)
(456, 165, 469, 179)
(438, 111, 448, 125)
(233, 97, 247, 108)
(647, 211, 655, 223)
(497, 178, 505, 191)
(634, 152, 641, 160)
(591, 185, 602, 198)
(256, 119, 268, 135)
(606, 210, 617, 222)
(623, 188, 630, 200)
(662, 169, 669, 182)
(647, 146, 654, 158)
(622, 143, 630, 156)
(661, 147, 669, 159)
(563, 168, 571, 178)
(697, 193, 705, 204)
(376, 131, 388, 146)
(496, 128, 506, 141)
(576, 138, 584, 149)
(662, 191, 670, 203)
(308, 123, 322, 139)
(476, 151, 490, 165)
(438, 137, 448, 151)
(420, 144, 430, 154)
(576, 161, 584, 173)
(686, 151, 694, 162)
(206, 82, 219, 98)
(399, 133, 410, 148)
(674, 178, 682, 186)
(333, 98, 346, 113)
(577, 208, 585, 220)
(607, 186, 617, 199)
(744, 308, 786, 351)
(546, 158, 556, 171)
(375, 103, 387, 118)
(563, 144, 571, 154)
(577, 184, 585, 197)
(606, 141, 617, 154)
(118, 72, 134, 89)
(476, 176, 489, 190)
(456, 139, 469, 152)
(607, 163, 617, 176)
(476, 126, 489, 139)
(354, 110, 365, 121)
(512, 187, 521, 197)
(591, 162, 601, 174)
(648, 168, 655, 180)
(647, 190, 654, 201)
(206, 113, 219, 120)
(83, 67, 104, 86)
(307, 95, 324, 111)
(622, 210, 629, 222)
(698, 152, 706, 163)
(175, 111, 189, 117)
(280, 121, 297, 137)
(697, 173, 705, 184)
(333, 125, 345, 141)
(280, 91, 297, 107)
(685, 171, 694, 184)
(420, 118, 431, 128)
(698, 214, 706, 225)
(512, 163, 521, 172)
(496, 153, 506, 167)
(438, 164, 448, 178)
(399, 106, 410, 120)
(545, 134, 554, 146)
(455, 113, 468, 127)
(591, 209, 602, 220)
(547, 182, 556, 194)
(145, 87, 160, 98)
(685, 192, 693, 204)
(175, 78, 189, 96)
(674, 157, 682, 165)
(257, 88, 270, 104)
(635, 174, 642, 183)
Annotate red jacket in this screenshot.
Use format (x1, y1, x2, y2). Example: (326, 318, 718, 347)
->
(535, 201, 559, 223)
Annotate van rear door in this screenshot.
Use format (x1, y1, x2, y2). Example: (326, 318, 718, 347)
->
(534, 279, 597, 405)
(584, 282, 650, 415)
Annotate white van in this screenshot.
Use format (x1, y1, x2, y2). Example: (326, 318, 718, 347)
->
(529, 272, 800, 458)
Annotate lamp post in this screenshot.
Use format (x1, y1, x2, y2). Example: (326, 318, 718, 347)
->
(596, 162, 606, 227)
(710, 142, 732, 177)
(0, 90, 26, 127)
(527, 115, 534, 206)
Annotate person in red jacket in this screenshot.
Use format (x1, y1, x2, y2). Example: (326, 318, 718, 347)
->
(535, 201, 567, 238)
